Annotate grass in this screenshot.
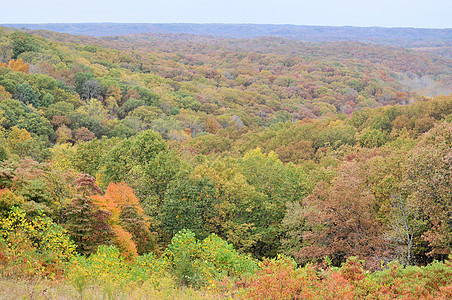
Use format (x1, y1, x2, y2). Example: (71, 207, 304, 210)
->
(0, 278, 222, 300)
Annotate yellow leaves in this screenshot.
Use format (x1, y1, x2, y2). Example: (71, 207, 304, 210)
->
(243, 147, 263, 160)
(55, 125, 72, 144)
(329, 119, 345, 128)
(0, 86, 11, 100)
(168, 130, 191, 141)
(91, 63, 109, 77)
(76, 98, 108, 124)
(50, 143, 76, 171)
(267, 150, 279, 162)
(0, 207, 76, 265)
(74, 57, 92, 68)
(7, 126, 32, 148)
(106, 85, 122, 103)
(243, 147, 280, 163)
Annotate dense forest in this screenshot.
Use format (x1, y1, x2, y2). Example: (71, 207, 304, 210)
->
(0, 25, 451, 298)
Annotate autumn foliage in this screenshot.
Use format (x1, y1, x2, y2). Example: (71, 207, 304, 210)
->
(0, 59, 29, 73)
(0, 25, 452, 297)
(91, 182, 153, 256)
(300, 161, 386, 268)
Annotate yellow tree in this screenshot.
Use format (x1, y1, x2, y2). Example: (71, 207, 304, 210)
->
(6, 126, 34, 157)
(0, 86, 11, 100)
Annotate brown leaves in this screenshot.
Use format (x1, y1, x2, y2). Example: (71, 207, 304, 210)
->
(74, 127, 95, 142)
(299, 161, 385, 268)
(73, 173, 102, 197)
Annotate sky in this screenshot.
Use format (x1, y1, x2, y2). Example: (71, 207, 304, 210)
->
(2, 0, 451, 28)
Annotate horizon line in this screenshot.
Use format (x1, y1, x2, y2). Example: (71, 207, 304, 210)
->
(1, 22, 451, 30)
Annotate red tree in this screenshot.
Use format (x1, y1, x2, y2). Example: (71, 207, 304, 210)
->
(299, 161, 386, 268)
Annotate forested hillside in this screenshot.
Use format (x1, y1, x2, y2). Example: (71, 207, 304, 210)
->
(2, 23, 452, 47)
(0, 25, 451, 298)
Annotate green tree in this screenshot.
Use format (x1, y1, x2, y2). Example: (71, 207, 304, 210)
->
(15, 82, 39, 107)
(41, 93, 55, 107)
(72, 138, 117, 177)
(160, 177, 217, 240)
(10, 32, 41, 59)
(238, 148, 310, 257)
(101, 130, 168, 184)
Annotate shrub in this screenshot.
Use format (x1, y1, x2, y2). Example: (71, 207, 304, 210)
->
(0, 207, 75, 278)
(164, 229, 258, 287)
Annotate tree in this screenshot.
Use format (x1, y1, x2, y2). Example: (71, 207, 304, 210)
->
(41, 93, 55, 107)
(76, 98, 107, 124)
(74, 72, 95, 97)
(17, 113, 54, 141)
(101, 129, 168, 184)
(117, 98, 146, 118)
(6, 126, 33, 157)
(45, 168, 77, 224)
(0, 145, 7, 162)
(71, 138, 116, 177)
(74, 127, 95, 142)
(0, 188, 24, 215)
(108, 122, 136, 139)
(276, 140, 315, 163)
(10, 32, 41, 59)
(55, 125, 73, 144)
(7, 58, 29, 73)
(0, 86, 12, 100)
(91, 183, 152, 255)
(9, 159, 55, 214)
(359, 129, 387, 148)
(363, 148, 428, 265)
(119, 205, 156, 254)
(15, 82, 39, 107)
(280, 201, 305, 259)
(69, 113, 107, 138)
(128, 150, 182, 210)
(0, 36, 13, 62)
(82, 79, 101, 101)
(51, 115, 71, 128)
(387, 193, 424, 266)
(63, 173, 113, 255)
(205, 116, 222, 134)
(405, 122, 452, 259)
(239, 148, 305, 257)
(300, 161, 386, 268)
(160, 177, 218, 240)
(73, 173, 102, 197)
(192, 159, 267, 255)
(0, 207, 76, 277)
(64, 196, 114, 256)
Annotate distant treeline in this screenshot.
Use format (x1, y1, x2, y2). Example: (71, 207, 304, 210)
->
(2, 23, 452, 48)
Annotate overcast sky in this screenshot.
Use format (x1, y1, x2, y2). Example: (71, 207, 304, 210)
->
(2, 0, 451, 28)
